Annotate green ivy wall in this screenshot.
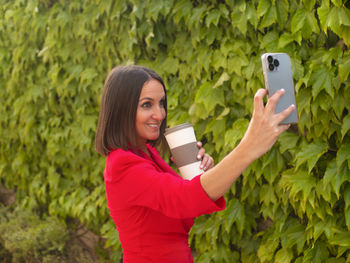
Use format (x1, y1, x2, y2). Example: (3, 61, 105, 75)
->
(1, 0, 350, 262)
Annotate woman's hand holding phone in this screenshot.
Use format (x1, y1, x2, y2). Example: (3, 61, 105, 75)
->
(239, 88, 295, 162)
(261, 53, 298, 124)
(200, 88, 294, 201)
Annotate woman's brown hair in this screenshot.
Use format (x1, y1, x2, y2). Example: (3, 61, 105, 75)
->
(95, 65, 167, 156)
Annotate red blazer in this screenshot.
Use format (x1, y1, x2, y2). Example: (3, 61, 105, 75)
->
(104, 144, 226, 262)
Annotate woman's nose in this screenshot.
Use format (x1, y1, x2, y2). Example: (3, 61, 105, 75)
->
(152, 106, 165, 120)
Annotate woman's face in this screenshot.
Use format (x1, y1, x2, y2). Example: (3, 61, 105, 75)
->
(136, 78, 166, 147)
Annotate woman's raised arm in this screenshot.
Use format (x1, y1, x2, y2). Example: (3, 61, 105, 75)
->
(200, 88, 295, 201)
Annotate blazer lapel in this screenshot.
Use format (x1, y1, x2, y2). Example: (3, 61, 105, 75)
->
(147, 144, 181, 178)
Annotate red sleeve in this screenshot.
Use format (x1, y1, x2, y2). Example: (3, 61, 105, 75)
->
(104, 150, 225, 219)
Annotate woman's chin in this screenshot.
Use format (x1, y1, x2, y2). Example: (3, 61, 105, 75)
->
(148, 133, 160, 141)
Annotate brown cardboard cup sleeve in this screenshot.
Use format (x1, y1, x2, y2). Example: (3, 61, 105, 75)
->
(164, 124, 203, 180)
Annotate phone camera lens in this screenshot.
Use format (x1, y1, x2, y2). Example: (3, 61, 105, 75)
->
(267, 56, 273, 63)
(273, 59, 279, 67)
(268, 63, 274, 71)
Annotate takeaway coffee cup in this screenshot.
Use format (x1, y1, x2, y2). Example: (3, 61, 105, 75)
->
(164, 123, 203, 180)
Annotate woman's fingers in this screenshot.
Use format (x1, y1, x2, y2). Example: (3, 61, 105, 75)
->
(241, 88, 295, 160)
(260, 88, 294, 125)
(265, 89, 285, 114)
(253, 89, 267, 115)
(275, 104, 295, 124)
(196, 141, 214, 171)
(272, 124, 291, 140)
(197, 146, 205, 160)
(200, 154, 214, 171)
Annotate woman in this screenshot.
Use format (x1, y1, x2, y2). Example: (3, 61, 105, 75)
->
(95, 65, 294, 262)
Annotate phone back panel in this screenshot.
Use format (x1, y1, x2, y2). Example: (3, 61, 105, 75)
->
(261, 53, 298, 124)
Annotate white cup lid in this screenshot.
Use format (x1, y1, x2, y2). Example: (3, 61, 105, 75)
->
(164, 123, 193, 136)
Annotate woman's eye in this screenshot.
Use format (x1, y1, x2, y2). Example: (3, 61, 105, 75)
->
(141, 102, 152, 108)
(159, 99, 165, 107)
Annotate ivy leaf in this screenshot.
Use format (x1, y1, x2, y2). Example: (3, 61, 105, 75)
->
(280, 169, 317, 204)
(336, 143, 350, 168)
(197, 48, 212, 73)
(274, 248, 293, 263)
(47, 167, 60, 191)
(261, 31, 278, 50)
(205, 118, 226, 135)
(303, 0, 316, 11)
(231, 10, 247, 35)
(333, 92, 346, 119)
(191, 103, 210, 120)
(260, 4, 277, 28)
(131, 1, 145, 20)
(323, 158, 337, 187)
(346, 206, 350, 230)
(81, 115, 97, 135)
(259, 185, 277, 205)
(173, 0, 192, 24)
(323, 159, 346, 198)
(204, 118, 226, 152)
(342, 25, 350, 46)
(216, 108, 230, 120)
(343, 185, 350, 211)
(278, 32, 300, 48)
(276, 0, 289, 25)
(225, 0, 235, 9)
(211, 50, 227, 71)
(339, 7, 350, 26)
(295, 140, 328, 173)
(316, 179, 333, 204)
(303, 241, 329, 263)
(341, 115, 350, 139)
(227, 55, 249, 76)
(80, 68, 97, 85)
(329, 232, 350, 247)
(318, 6, 342, 35)
(257, 235, 279, 262)
(305, 11, 320, 36)
(188, 5, 207, 28)
(314, 218, 334, 241)
(309, 66, 333, 99)
(257, 0, 270, 18)
(317, 4, 330, 32)
(339, 56, 350, 82)
(281, 221, 306, 254)
(297, 88, 311, 114)
(333, 164, 350, 198)
(213, 72, 230, 89)
(331, 0, 343, 7)
(262, 148, 284, 185)
(278, 131, 299, 153)
(246, 2, 258, 28)
(205, 9, 221, 27)
(224, 118, 249, 147)
(291, 8, 307, 34)
(317, 92, 332, 112)
(195, 82, 225, 113)
(161, 57, 179, 75)
(224, 199, 245, 235)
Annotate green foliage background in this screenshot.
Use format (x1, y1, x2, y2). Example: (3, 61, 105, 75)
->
(1, 0, 350, 262)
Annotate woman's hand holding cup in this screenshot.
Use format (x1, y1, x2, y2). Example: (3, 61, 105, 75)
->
(196, 141, 214, 171)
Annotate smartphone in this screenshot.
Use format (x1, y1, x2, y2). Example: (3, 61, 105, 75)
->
(261, 53, 298, 124)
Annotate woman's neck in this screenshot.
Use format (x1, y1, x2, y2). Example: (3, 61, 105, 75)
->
(136, 142, 151, 157)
